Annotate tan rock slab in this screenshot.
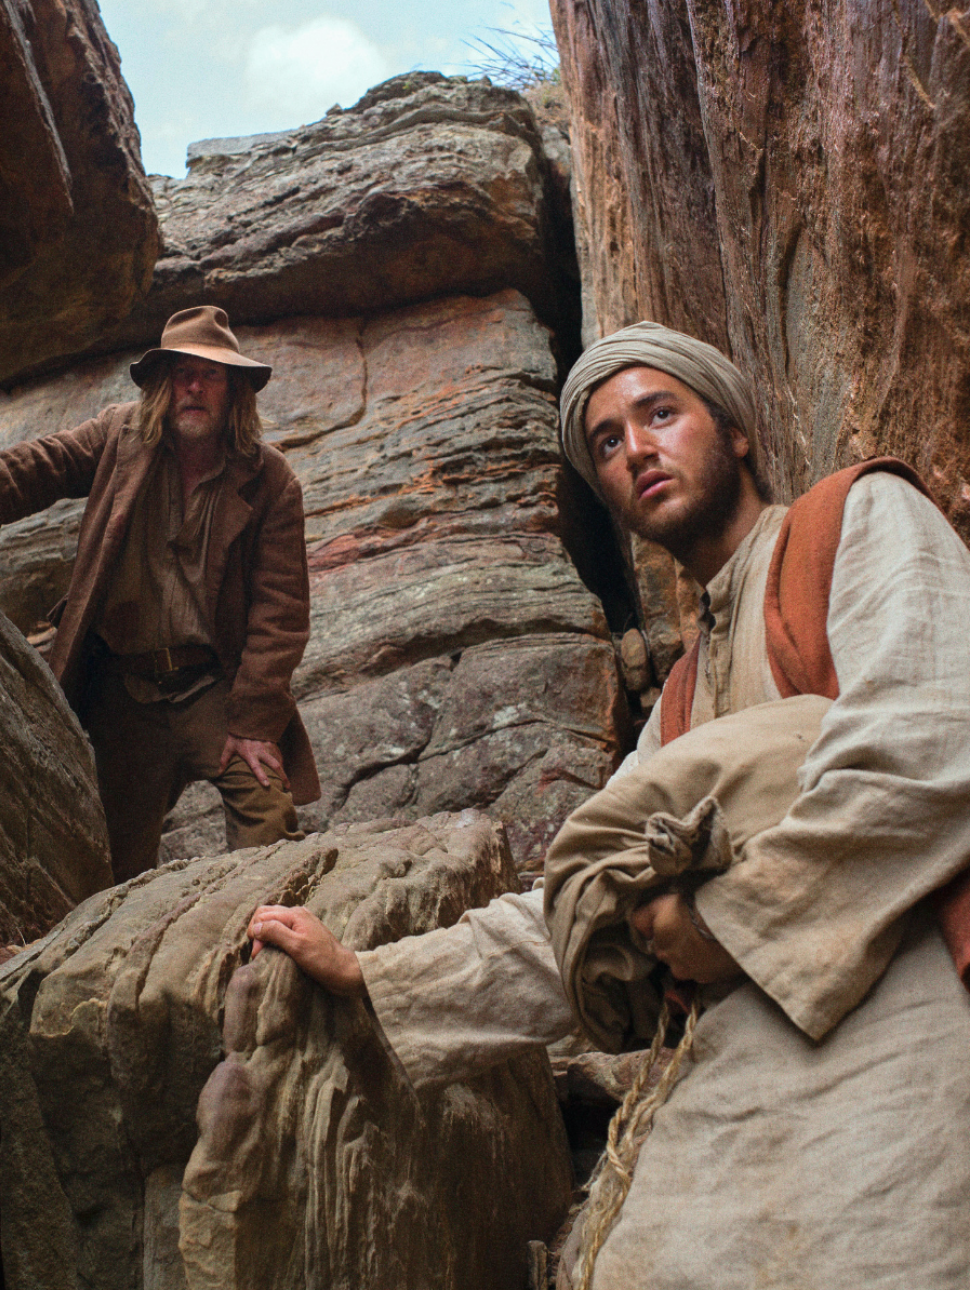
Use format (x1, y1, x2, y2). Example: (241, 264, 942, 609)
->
(0, 813, 573, 1289)
(0, 609, 112, 942)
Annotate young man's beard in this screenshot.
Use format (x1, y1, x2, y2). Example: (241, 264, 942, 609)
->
(628, 426, 744, 560)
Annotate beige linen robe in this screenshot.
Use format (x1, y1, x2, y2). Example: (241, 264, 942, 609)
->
(359, 473, 970, 1289)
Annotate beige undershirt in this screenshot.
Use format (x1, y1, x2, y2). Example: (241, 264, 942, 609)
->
(96, 442, 225, 703)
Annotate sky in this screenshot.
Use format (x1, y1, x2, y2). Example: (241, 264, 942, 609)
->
(96, 0, 555, 178)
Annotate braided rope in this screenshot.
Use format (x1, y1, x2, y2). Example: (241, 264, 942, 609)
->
(574, 997, 701, 1290)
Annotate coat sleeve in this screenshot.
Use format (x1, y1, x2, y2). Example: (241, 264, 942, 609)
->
(695, 472, 970, 1040)
(0, 411, 112, 523)
(223, 465, 311, 744)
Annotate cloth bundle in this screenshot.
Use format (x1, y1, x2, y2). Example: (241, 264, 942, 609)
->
(543, 695, 831, 1051)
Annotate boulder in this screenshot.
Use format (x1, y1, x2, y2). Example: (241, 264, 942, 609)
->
(73, 72, 575, 362)
(0, 812, 572, 1290)
(0, 290, 628, 873)
(0, 608, 112, 944)
(551, 0, 970, 536)
(0, 0, 158, 385)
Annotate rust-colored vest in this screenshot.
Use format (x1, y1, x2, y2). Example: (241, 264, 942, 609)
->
(658, 458, 970, 990)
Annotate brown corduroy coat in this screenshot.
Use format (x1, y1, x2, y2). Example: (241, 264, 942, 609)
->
(0, 402, 320, 805)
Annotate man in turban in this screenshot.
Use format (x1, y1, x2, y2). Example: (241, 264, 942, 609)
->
(248, 323, 970, 1289)
(0, 306, 320, 882)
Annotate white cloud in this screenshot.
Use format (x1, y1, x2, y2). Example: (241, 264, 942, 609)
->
(245, 16, 391, 123)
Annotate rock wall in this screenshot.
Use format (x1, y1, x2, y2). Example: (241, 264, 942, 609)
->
(552, 0, 970, 533)
(0, 814, 572, 1290)
(0, 610, 112, 944)
(73, 72, 578, 360)
(0, 0, 158, 384)
(0, 75, 630, 876)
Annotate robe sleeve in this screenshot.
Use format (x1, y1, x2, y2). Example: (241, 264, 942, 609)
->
(695, 472, 970, 1039)
(357, 886, 574, 1088)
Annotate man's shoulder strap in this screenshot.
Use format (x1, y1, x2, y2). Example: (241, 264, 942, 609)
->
(764, 456, 932, 698)
(658, 456, 931, 746)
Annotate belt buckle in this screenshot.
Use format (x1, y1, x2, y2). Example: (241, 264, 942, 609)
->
(153, 647, 176, 676)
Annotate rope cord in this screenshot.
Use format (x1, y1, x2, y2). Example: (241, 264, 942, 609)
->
(575, 997, 701, 1290)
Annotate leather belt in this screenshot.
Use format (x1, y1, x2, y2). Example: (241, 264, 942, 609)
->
(101, 644, 218, 679)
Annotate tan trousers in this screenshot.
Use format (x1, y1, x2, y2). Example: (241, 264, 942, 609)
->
(86, 673, 303, 883)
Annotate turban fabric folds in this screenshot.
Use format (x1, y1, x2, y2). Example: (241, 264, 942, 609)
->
(559, 321, 760, 499)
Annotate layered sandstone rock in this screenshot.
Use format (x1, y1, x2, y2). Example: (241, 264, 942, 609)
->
(0, 609, 112, 945)
(0, 289, 626, 872)
(0, 814, 572, 1289)
(0, 71, 627, 873)
(0, 0, 158, 385)
(551, 0, 970, 536)
(78, 72, 576, 359)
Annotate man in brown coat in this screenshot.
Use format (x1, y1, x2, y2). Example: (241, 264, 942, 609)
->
(0, 305, 320, 881)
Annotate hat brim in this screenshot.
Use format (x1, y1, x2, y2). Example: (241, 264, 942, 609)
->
(130, 343, 272, 392)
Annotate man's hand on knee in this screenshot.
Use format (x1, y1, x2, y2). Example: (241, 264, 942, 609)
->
(220, 734, 290, 790)
(248, 904, 366, 997)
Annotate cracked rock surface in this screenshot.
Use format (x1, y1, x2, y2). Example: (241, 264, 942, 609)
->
(72, 72, 575, 359)
(0, 813, 572, 1290)
(0, 609, 112, 944)
(0, 0, 158, 385)
(0, 288, 627, 873)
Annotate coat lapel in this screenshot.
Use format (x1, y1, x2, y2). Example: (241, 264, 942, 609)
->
(205, 450, 261, 614)
(73, 427, 156, 616)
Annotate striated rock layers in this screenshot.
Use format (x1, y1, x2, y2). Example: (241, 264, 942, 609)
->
(0, 609, 112, 944)
(0, 74, 628, 874)
(0, 0, 158, 384)
(77, 72, 577, 357)
(551, 0, 970, 535)
(0, 813, 573, 1290)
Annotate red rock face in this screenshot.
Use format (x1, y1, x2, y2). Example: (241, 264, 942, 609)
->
(0, 0, 158, 383)
(552, 0, 970, 535)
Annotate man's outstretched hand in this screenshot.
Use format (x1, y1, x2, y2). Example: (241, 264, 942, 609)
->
(248, 905, 366, 996)
(630, 892, 741, 985)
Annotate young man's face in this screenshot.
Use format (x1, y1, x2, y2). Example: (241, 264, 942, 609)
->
(168, 356, 231, 443)
(583, 365, 750, 554)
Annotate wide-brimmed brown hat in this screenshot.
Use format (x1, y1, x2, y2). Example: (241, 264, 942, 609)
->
(129, 305, 272, 391)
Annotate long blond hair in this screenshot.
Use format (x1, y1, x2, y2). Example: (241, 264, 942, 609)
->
(135, 362, 263, 457)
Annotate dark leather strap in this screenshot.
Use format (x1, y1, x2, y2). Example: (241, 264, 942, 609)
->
(101, 644, 218, 678)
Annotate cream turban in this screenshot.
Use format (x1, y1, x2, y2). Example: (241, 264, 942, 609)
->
(559, 321, 759, 499)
